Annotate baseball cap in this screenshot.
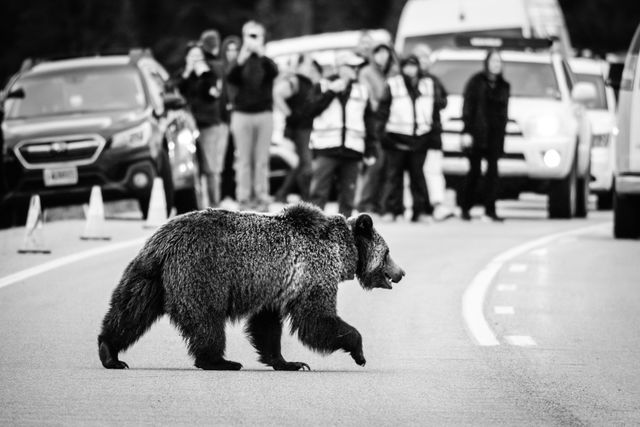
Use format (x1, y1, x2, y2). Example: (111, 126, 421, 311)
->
(336, 51, 365, 68)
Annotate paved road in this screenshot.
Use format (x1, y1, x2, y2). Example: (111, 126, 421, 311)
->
(1, 198, 639, 425)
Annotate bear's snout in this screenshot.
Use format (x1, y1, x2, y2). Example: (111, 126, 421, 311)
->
(386, 256, 405, 284)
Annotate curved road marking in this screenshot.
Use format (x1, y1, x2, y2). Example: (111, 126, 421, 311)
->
(462, 222, 611, 346)
(0, 237, 147, 290)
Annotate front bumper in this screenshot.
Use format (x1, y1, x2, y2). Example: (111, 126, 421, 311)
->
(616, 174, 640, 195)
(442, 133, 575, 180)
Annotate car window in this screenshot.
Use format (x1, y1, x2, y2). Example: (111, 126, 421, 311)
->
(430, 59, 560, 99)
(402, 28, 523, 55)
(574, 73, 607, 109)
(4, 67, 146, 119)
(139, 64, 166, 115)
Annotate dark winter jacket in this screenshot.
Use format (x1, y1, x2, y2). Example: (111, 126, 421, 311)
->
(226, 53, 278, 113)
(182, 48, 225, 128)
(462, 71, 510, 156)
(284, 73, 315, 131)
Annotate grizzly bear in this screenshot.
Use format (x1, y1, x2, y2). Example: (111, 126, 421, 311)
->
(98, 203, 404, 371)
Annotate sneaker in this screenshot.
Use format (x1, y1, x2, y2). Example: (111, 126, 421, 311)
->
(461, 210, 472, 221)
(433, 204, 455, 222)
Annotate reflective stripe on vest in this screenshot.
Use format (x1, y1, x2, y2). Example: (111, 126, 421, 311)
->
(310, 82, 368, 154)
(385, 75, 434, 136)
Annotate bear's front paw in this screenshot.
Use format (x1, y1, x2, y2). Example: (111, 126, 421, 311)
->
(351, 350, 366, 367)
(273, 361, 311, 371)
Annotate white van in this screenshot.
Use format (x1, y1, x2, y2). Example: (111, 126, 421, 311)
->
(613, 23, 640, 238)
(395, 0, 572, 56)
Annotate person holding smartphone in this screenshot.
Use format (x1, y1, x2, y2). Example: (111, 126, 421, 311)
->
(226, 21, 278, 212)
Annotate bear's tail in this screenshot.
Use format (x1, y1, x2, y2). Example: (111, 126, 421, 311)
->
(98, 256, 164, 369)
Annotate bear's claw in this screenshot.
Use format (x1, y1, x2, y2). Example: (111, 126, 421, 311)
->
(273, 361, 311, 371)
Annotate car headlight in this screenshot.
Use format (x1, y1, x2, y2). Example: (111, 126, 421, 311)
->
(111, 122, 152, 148)
(591, 133, 610, 148)
(176, 129, 197, 154)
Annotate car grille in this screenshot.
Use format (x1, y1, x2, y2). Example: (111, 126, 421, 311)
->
(14, 135, 106, 169)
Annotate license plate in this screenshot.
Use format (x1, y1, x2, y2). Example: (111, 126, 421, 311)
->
(43, 167, 78, 186)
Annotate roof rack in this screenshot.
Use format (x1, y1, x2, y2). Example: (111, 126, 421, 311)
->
(455, 36, 555, 51)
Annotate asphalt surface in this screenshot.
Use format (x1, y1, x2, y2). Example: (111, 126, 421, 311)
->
(0, 197, 639, 425)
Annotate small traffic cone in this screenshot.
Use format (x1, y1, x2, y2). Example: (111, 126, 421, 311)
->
(144, 177, 168, 228)
(80, 186, 111, 241)
(18, 194, 51, 254)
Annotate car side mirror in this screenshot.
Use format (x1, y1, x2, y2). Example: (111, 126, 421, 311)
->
(163, 92, 186, 110)
(571, 81, 597, 106)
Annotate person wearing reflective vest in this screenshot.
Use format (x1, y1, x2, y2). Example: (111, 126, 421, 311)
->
(377, 54, 443, 222)
(306, 51, 378, 218)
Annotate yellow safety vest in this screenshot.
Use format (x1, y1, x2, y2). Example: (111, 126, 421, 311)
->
(385, 75, 434, 136)
(310, 81, 368, 154)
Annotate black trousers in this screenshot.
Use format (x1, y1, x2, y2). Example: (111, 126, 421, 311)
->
(310, 155, 360, 218)
(382, 149, 432, 218)
(275, 128, 313, 201)
(462, 150, 499, 216)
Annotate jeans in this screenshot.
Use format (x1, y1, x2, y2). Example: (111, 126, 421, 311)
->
(230, 111, 273, 205)
(382, 149, 432, 218)
(310, 155, 360, 218)
(462, 151, 499, 216)
(357, 141, 385, 214)
(198, 124, 229, 206)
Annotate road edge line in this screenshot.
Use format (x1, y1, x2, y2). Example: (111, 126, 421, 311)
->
(462, 222, 611, 346)
(0, 237, 148, 290)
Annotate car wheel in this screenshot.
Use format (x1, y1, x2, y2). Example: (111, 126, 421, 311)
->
(596, 190, 613, 210)
(613, 190, 640, 239)
(548, 160, 577, 219)
(138, 149, 174, 219)
(574, 167, 590, 219)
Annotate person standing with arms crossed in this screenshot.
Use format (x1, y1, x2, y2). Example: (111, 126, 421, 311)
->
(227, 21, 278, 212)
(306, 51, 378, 218)
(460, 49, 510, 222)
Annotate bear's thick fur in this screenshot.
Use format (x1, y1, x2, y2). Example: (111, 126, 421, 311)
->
(98, 203, 404, 370)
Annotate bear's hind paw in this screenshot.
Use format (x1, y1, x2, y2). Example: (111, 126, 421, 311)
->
(195, 358, 243, 371)
(272, 361, 311, 371)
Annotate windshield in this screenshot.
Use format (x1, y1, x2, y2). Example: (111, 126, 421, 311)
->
(574, 73, 607, 109)
(4, 67, 146, 119)
(401, 28, 523, 55)
(430, 59, 561, 99)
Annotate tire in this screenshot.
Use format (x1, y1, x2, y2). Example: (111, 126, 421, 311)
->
(613, 190, 640, 239)
(174, 187, 199, 214)
(574, 164, 590, 219)
(548, 160, 577, 219)
(0, 199, 29, 229)
(138, 149, 174, 219)
(596, 190, 613, 210)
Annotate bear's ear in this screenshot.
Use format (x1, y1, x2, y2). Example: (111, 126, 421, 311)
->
(354, 214, 373, 239)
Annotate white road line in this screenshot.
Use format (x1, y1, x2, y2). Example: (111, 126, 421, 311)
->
(504, 335, 537, 346)
(0, 237, 147, 290)
(508, 263, 528, 273)
(530, 247, 548, 257)
(494, 306, 515, 315)
(496, 284, 517, 292)
(462, 222, 610, 346)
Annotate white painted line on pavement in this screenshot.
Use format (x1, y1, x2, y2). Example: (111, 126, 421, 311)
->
(508, 263, 528, 273)
(494, 306, 515, 315)
(496, 284, 517, 292)
(530, 247, 548, 257)
(462, 222, 610, 346)
(504, 335, 537, 346)
(0, 237, 147, 290)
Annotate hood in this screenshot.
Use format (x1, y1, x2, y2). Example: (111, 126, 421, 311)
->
(3, 109, 150, 147)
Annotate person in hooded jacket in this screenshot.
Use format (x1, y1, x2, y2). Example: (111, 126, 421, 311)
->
(182, 29, 227, 208)
(377, 54, 444, 222)
(356, 43, 397, 215)
(460, 49, 510, 222)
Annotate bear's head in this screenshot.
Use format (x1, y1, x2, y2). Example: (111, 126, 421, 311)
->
(349, 214, 405, 290)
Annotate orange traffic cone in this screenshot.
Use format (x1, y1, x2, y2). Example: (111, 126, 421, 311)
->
(144, 177, 168, 228)
(80, 186, 111, 240)
(18, 194, 51, 254)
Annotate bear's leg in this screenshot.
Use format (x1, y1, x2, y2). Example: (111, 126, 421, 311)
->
(180, 317, 243, 371)
(294, 315, 366, 366)
(245, 308, 310, 371)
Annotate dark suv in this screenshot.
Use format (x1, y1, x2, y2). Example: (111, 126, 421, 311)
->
(0, 50, 202, 226)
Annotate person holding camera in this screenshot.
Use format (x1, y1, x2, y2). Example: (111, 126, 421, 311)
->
(306, 51, 378, 218)
(226, 21, 279, 212)
(459, 49, 510, 222)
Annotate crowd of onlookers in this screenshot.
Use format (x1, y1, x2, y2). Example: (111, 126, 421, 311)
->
(180, 21, 510, 223)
